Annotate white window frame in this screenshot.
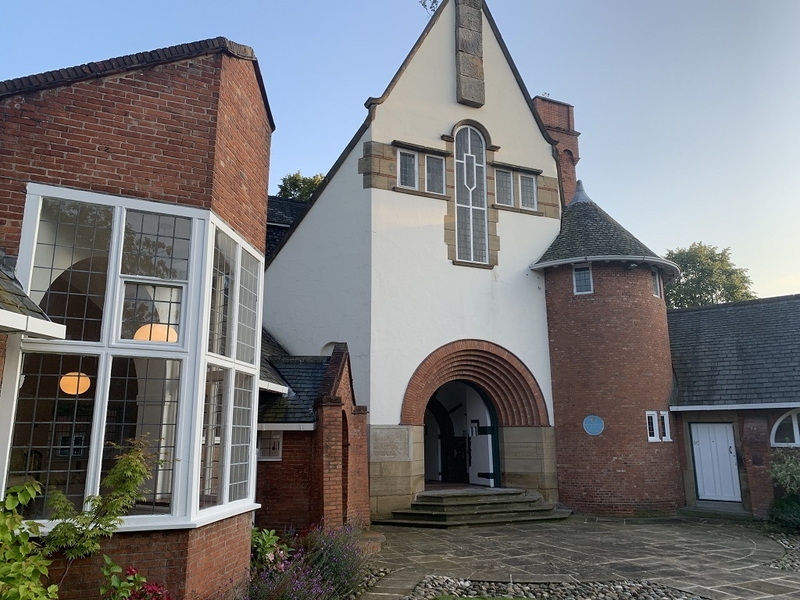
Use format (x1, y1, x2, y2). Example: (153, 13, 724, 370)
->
(519, 173, 538, 210)
(573, 264, 593, 295)
(646, 411, 660, 442)
(652, 267, 661, 298)
(257, 430, 283, 461)
(495, 169, 514, 206)
(398, 150, 418, 190)
(0, 183, 263, 531)
(771, 409, 800, 447)
(659, 411, 672, 441)
(425, 155, 446, 195)
(646, 410, 672, 442)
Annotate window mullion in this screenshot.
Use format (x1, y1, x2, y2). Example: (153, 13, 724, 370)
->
(105, 205, 127, 347)
(83, 353, 112, 502)
(220, 368, 234, 505)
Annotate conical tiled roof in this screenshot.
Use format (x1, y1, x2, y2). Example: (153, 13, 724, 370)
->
(532, 181, 679, 282)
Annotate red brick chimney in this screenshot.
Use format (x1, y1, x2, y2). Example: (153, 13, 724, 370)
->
(533, 97, 580, 206)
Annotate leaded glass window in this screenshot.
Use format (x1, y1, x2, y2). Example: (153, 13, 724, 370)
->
(455, 126, 487, 263)
(520, 174, 537, 209)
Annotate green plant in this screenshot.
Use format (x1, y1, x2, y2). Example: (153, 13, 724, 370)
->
(248, 525, 368, 600)
(298, 525, 368, 599)
(770, 447, 800, 496)
(251, 528, 291, 573)
(769, 494, 800, 532)
(0, 481, 59, 600)
(100, 554, 146, 599)
(44, 438, 157, 585)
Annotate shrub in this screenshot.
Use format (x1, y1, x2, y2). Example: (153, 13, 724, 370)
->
(769, 494, 800, 532)
(0, 481, 59, 600)
(297, 525, 368, 599)
(771, 448, 800, 496)
(248, 525, 368, 600)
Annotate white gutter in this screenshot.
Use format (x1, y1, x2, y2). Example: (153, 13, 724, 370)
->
(670, 402, 800, 412)
(530, 255, 681, 284)
(0, 310, 66, 339)
(256, 422, 316, 431)
(258, 380, 289, 394)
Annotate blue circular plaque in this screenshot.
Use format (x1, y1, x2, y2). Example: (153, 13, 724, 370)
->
(583, 415, 604, 436)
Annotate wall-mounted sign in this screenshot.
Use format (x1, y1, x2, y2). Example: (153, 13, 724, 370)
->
(583, 415, 604, 436)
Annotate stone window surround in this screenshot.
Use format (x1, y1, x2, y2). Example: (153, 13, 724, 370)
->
(490, 160, 543, 215)
(358, 120, 562, 269)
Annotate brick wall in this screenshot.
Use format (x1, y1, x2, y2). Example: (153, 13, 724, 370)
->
(255, 350, 370, 530)
(532, 97, 580, 206)
(546, 263, 684, 515)
(211, 54, 270, 252)
(255, 431, 314, 529)
(0, 55, 223, 256)
(50, 512, 251, 600)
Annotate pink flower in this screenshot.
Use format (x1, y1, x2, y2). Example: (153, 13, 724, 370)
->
(125, 566, 139, 577)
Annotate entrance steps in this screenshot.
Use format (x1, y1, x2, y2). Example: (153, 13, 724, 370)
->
(374, 487, 571, 528)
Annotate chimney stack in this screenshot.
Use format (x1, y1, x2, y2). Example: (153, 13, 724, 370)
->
(533, 97, 580, 206)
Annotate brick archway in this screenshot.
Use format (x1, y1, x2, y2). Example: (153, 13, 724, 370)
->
(401, 340, 549, 427)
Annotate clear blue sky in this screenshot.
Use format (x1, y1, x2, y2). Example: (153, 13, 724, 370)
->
(2, 0, 798, 297)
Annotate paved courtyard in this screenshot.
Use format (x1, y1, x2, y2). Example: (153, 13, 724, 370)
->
(363, 516, 800, 599)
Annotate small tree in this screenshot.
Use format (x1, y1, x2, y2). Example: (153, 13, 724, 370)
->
(665, 242, 756, 309)
(276, 171, 324, 202)
(44, 439, 156, 585)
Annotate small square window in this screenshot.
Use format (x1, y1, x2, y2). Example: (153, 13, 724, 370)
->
(573, 264, 593, 294)
(426, 155, 445, 195)
(495, 170, 513, 206)
(258, 430, 283, 461)
(398, 151, 418, 189)
(651, 268, 661, 298)
(520, 174, 537, 210)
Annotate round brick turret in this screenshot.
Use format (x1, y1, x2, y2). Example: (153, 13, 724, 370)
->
(535, 182, 684, 515)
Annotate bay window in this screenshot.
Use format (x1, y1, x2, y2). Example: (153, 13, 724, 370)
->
(1, 183, 262, 527)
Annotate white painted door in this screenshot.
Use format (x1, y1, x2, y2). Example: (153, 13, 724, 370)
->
(466, 387, 494, 487)
(691, 423, 742, 502)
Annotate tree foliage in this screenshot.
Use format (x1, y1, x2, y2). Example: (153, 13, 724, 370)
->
(420, 0, 440, 16)
(0, 481, 59, 600)
(664, 242, 756, 309)
(276, 171, 324, 202)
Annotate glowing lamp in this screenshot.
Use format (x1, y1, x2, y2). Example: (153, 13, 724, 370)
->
(59, 372, 90, 395)
(133, 324, 178, 343)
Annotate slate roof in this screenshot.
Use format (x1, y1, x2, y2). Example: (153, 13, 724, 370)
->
(258, 356, 331, 423)
(266, 196, 307, 255)
(533, 181, 679, 283)
(0, 37, 275, 129)
(668, 294, 800, 408)
(0, 269, 52, 332)
(259, 328, 289, 388)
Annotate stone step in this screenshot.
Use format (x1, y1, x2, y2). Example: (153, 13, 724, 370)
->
(409, 499, 556, 514)
(410, 496, 550, 513)
(374, 508, 572, 528)
(413, 487, 537, 504)
(391, 503, 559, 522)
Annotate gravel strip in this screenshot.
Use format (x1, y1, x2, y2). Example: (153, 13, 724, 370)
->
(402, 576, 708, 599)
(768, 532, 800, 571)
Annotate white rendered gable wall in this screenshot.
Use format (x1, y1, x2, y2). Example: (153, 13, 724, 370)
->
(263, 1, 560, 425)
(367, 3, 559, 425)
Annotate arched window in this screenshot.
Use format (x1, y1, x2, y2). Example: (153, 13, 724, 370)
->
(771, 409, 800, 446)
(454, 126, 488, 263)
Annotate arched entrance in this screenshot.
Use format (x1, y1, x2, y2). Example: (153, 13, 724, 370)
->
(424, 381, 500, 487)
